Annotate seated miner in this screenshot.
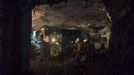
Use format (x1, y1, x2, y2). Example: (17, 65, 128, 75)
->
(50, 38, 61, 58)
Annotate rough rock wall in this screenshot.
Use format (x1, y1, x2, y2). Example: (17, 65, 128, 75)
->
(103, 0, 134, 75)
(32, 0, 109, 31)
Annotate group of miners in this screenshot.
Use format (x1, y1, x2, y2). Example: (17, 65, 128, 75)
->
(68, 37, 95, 63)
(38, 26, 98, 63)
(39, 31, 95, 63)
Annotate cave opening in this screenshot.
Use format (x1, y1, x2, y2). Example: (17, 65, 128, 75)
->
(29, 0, 111, 75)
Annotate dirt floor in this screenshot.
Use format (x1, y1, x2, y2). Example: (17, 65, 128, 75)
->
(29, 57, 106, 75)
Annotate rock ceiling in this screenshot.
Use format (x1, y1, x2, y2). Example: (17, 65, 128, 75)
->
(32, 0, 110, 31)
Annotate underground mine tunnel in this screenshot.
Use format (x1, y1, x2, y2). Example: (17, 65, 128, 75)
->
(0, 0, 134, 75)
